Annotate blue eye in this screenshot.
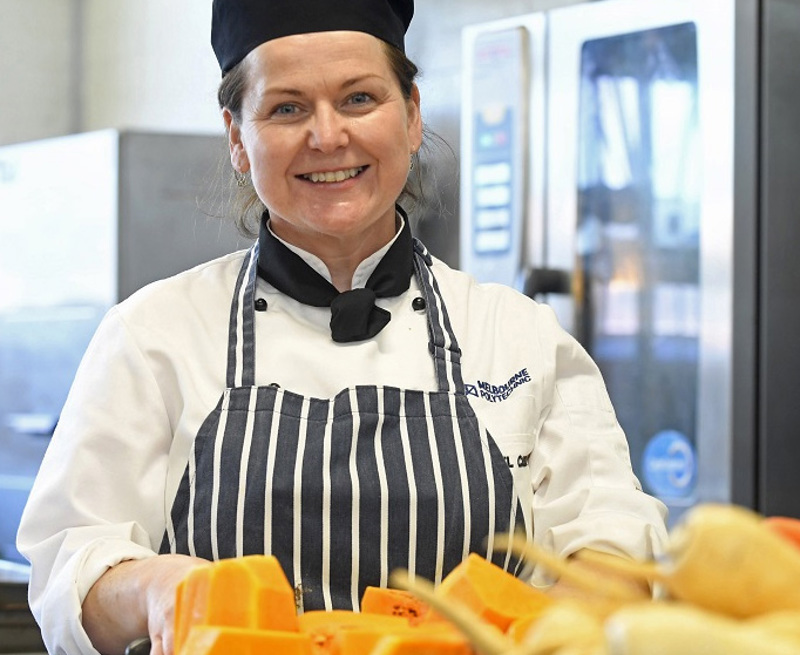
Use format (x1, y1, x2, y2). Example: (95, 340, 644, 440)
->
(349, 93, 372, 105)
(273, 104, 297, 116)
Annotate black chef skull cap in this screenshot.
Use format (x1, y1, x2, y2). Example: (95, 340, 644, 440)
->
(212, 0, 415, 75)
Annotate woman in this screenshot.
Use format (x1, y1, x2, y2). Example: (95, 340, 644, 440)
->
(17, 1, 668, 654)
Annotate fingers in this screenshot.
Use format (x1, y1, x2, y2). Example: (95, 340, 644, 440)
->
(161, 627, 174, 655)
(149, 634, 165, 655)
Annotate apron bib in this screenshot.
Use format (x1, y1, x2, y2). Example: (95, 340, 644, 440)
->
(160, 239, 531, 611)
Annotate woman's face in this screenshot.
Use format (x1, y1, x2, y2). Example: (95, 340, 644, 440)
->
(225, 31, 422, 257)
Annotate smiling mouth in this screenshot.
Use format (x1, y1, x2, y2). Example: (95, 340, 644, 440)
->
(300, 166, 366, 183)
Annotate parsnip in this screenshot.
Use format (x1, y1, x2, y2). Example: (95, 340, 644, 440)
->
(667, 504, 800, 616)
(517, 601, 605, 655)
(578, 504, 800, 618)
(491, 535, 649, 616)
(747, 611, 800, 647)
(604, 602, 800, 655)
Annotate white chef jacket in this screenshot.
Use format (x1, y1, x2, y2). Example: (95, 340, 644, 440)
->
(17, 234, 667, 655)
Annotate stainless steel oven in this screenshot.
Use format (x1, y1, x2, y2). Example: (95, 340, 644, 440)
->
(460, 0, 800, 522)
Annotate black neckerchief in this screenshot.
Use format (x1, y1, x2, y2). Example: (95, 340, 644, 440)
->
(256, 207, 414, 343)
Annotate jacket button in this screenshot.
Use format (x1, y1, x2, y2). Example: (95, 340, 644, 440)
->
(254, 298, 268, 312)
(412, 297, 426, 311)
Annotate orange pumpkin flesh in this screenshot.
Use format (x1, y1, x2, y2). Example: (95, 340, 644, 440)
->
(764, 516, 800, 550)
(181, 625, 313, 655)
(434, 553, 552, 631)
(174, 553, 549, 654)
(174, 555, 298, 655)
(299, 610, 411, 655)
(361, 586, 433, 624)
(370, 632, 474, 655)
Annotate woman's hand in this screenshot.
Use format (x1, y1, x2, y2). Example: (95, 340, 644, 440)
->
(546, 549, 653, 604)
(82, 553, 207, 655)
(141, 554, 208, 655)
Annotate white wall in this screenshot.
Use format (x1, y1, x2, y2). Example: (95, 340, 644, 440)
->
(0, 0, 582, 261)
(0, 0, 79, 145)
(0, 0, 583, 148)
(0, 0, 224, 147)
(82, 0, 222, 135)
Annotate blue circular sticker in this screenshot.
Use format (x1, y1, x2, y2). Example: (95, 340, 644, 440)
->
(642, 430, 696, 498)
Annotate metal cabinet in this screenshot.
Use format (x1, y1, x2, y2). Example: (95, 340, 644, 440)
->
(0, 129, 246, 563)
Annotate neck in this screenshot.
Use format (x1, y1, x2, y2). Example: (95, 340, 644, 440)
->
(268, 209, 399, 292)
(326, 254, 361, 292)
(255, 207, 415, 323)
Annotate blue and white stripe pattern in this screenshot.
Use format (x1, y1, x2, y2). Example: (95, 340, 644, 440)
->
(161, 238, 530, 610)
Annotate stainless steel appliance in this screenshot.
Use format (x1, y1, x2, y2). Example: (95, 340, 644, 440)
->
(460, 0, 800, 522)
(0, 129, 245, 563)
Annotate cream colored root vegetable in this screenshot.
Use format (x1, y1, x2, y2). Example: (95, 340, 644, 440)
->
(746, 611, 800, 647)
(578, 504, 800, 618)
(491, 535, 649, 609)
(519, 601, 606, 655)
(604, 603, 800, 655)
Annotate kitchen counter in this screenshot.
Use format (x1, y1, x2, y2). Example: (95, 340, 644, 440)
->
(1, 560, 45, 654)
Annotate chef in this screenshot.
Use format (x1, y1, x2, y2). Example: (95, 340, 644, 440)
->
(17, 1, 668, 653)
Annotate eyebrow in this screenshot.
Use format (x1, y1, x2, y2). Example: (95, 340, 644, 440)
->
(259, 74, 385, 98)
(341, 74, 384, 88)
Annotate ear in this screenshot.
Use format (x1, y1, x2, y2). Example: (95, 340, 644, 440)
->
(406, 84, 423, 153)
(223, 108, 251, 174)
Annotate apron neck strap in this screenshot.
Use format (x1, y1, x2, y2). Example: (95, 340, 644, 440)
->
(412, 239, 465, 394)
(226, 244, 259, 388)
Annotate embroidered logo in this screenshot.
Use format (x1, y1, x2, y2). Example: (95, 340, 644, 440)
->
(466, 368, 531, 403)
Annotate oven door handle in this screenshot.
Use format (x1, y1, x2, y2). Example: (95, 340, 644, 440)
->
(522, 267, 573, 298)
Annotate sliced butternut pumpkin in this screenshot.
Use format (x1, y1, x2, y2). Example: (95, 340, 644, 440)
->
(180, 625, 312, 655)
(298, 609, 411, 655)
(370, 632, 474, 655)
(174, 555, 298, 655)
(389, 569, 514, 655)
(361, 586, 432, 624)
(764, 516, 800, 551)
(433, 553, 552, 631)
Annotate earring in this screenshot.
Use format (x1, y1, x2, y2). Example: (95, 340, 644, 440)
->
(409, 155, 415, 172)
(234, 170, 247, 187)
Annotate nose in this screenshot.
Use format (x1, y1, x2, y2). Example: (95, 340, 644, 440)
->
(307, 105, 349, 153)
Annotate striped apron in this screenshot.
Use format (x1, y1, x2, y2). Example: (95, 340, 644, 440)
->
(160, 239, 531, 611)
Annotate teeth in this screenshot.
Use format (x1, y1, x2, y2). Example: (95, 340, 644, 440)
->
(305, 167, 364, 183)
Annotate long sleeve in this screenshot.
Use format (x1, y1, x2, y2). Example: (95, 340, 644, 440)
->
(17, 308, 173, 654)
(528, 305, 668, 565)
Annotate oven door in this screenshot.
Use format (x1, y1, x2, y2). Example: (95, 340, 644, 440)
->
(542, 0, 735, 523)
